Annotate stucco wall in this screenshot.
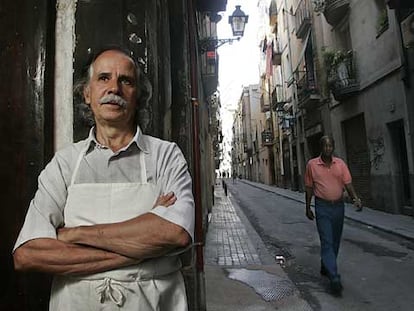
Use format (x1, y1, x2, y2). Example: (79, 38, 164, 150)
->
(330, 70, 410, 212)
(350, 0, 402, 89)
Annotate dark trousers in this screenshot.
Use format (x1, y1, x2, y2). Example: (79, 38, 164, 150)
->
(315, 198, 344, 280)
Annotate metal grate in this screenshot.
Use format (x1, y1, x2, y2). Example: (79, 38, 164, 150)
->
(226, 268, 295, 302)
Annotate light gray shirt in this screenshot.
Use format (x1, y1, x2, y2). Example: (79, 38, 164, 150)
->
(14, 126, 195, 251)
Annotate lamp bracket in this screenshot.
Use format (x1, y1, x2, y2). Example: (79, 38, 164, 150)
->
(199, 37, 241, 53)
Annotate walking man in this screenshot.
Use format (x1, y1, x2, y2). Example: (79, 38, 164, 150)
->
(304, 135, 362, 296)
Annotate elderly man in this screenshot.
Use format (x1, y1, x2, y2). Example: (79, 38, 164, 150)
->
(305, 135, 362, 296)
(13, 46, 195, 310)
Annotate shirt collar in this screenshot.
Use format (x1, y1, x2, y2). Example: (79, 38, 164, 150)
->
(317, 155, 337, 165)
(85, 125, 149, 154)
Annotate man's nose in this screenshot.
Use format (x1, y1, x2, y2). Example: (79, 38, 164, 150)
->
(108, 79, 121, 94)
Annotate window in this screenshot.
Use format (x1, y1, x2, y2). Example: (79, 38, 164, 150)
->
(375, 0, 389, 37)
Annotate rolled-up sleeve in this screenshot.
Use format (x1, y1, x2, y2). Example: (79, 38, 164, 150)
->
(13, 156, 68, 252)
(150, 144, 195, 242)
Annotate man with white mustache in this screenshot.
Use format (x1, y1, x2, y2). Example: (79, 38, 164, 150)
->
(13, 46, 195, 310)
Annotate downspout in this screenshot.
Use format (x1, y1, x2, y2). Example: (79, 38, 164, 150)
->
(283, 0, 297, 189)
(187, 0, 204, 272)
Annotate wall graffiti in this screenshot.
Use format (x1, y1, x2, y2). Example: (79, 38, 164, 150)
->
(369, 136, 385, 170)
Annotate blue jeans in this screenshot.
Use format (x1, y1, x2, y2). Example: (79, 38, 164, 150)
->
(315, 198, 344, 280)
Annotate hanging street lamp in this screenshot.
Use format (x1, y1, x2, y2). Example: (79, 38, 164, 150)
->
(199, 5, 249, 53)
(228, 5, 249, 37)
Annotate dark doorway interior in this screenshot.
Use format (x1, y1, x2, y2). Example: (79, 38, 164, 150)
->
(343, 114, 372, 207)
(307, 133, 323, 159)
(282, 138, 291, 189)
(388, 119, 412, 214)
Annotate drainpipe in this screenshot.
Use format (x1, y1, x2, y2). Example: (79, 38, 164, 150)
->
(283, 0, 306, 191)
(283, 0, 297, 189)
(187, 0, 204, 273)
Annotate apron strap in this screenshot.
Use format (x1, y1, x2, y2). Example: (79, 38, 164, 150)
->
(96, 277, 128, 307)
(140, 150, 147, 183)
(70, 143, 90, 186)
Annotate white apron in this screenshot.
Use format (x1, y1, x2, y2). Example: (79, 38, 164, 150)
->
(49, 145, 188, 311)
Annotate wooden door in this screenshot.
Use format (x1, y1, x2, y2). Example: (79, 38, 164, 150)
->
(0, 1, 55, 309)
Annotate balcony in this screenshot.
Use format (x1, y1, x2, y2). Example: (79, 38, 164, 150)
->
(261, 130, 274, 146)
(260, 93, 271, 112)
(269, 0, 278, 33)
(197, 0, 227, 12)
(295, 0, 312, 39)
(201, 48, 219, 97)
(326, 51, 359, 101)
(296, 71, 320, 110)
(303, 108, 322, 130)
(272, 40, 282, 66)
(323, 0, 350, 26)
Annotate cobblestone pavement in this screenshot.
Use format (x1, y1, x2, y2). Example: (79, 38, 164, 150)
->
(204, 183, 261, 266)
(204, 181, 313, 311)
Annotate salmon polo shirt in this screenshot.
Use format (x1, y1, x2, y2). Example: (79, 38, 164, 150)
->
(304, 156, 352, 201)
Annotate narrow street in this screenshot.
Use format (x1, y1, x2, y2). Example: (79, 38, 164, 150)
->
(226, 179, 414, 311)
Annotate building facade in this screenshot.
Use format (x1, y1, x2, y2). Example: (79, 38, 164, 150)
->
(231, 84, 275, 184)
(232, 0, 414, 216)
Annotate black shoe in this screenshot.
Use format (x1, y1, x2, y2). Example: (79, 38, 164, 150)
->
(320, 264, 328, 277)
(330, 278, 343, 297)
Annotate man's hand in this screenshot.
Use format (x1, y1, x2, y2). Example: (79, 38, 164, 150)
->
(306, 208, 315, 220)
(153, 192, 177, 208)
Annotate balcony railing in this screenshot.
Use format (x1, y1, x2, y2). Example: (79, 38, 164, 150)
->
(261, 130, 274, 146)
(295, 0, 312, 39)
(272, 40, 282, 66)
(327, 51, 359, 100)
(296, 71, 320, 109)
(323, 0, 350, 26)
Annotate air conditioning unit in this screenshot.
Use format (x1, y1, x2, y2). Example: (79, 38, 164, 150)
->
(401, 12, 414, 48)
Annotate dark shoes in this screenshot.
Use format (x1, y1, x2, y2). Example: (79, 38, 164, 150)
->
(330, 278, 343, 297)
(320, 262, 343, 296)
(320, 264, 329, 277)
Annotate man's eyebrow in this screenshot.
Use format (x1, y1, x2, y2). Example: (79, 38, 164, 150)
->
(118, 73, 136, 80)
(97, 72, 111, 77)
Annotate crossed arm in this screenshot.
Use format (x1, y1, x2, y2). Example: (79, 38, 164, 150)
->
(13, 193, 190, 276)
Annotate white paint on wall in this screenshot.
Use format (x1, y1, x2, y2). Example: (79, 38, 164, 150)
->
(54, 0, 77, 150)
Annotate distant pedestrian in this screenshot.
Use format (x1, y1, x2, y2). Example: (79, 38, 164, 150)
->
(232, 171, 236, 184)
(223, 181, 228, 197)
(304, 135, 362, 297)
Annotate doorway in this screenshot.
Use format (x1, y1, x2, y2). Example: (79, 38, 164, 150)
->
(388, 119, 412, 214)
(343, 114, 372, 206)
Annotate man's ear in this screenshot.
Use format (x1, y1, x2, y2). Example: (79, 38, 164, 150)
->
(83, 85, 91, 104)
